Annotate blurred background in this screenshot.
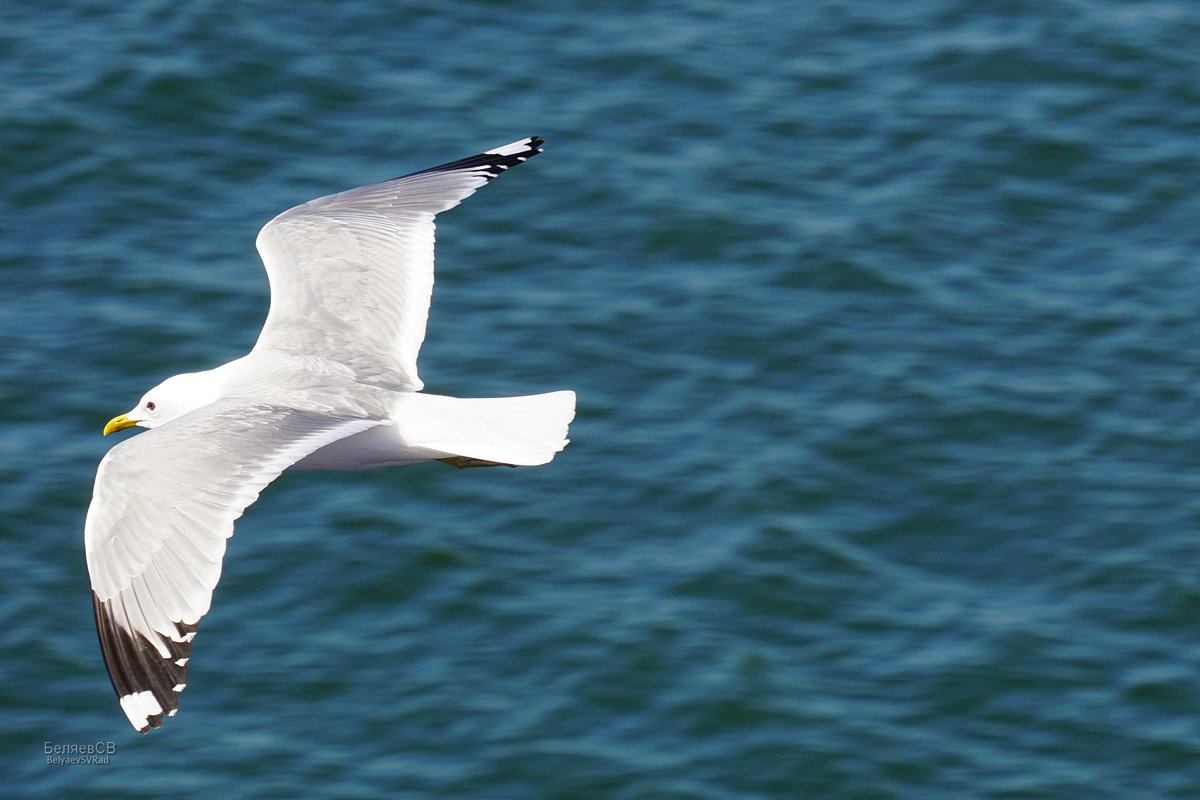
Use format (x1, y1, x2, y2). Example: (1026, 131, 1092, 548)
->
(4, 1, 1200, 797)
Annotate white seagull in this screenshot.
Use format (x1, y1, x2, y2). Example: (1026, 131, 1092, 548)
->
(85, 136, 575, 733)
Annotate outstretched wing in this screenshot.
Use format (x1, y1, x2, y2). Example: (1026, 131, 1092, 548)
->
(251, 136, 544, 391)
(85, 400, 377, 732)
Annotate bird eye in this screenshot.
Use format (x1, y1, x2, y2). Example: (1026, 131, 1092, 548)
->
(146, 401, 156, 411)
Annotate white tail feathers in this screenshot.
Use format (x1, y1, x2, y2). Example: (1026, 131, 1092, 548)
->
(393, 390, 576, 467)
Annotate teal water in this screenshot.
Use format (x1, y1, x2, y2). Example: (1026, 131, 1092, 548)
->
(5, 1, 1200, 797)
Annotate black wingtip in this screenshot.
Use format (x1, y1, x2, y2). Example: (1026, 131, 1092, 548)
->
(404, 136, 546, 181)
(94, 592, 194, 733)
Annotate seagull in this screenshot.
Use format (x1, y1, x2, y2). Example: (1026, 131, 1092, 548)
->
(84, 136, 575, 733)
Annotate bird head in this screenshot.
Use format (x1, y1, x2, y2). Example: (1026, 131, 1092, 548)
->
(103, 371, 222, 435)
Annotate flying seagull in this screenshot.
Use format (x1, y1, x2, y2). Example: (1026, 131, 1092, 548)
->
(85, 136, 575, 733)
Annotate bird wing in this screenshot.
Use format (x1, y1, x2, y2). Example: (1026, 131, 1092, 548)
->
(85, 400, 378, 732)
(250, 136, 544, 391)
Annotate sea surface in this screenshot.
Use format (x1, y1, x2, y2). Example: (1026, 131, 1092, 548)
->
(4, 1, 1200, 797)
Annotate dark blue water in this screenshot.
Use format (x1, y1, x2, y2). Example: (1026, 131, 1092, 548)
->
(5, 1, 1200, 797)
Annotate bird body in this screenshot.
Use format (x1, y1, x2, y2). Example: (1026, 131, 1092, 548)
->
(84, 137, 574, 732)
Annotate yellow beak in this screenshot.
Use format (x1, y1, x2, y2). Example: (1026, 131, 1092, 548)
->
(103, 414, 139, 436)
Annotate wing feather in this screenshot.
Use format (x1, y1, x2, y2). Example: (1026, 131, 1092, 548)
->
(251, 136, 544, 391)
(85, 400, 377, 732)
